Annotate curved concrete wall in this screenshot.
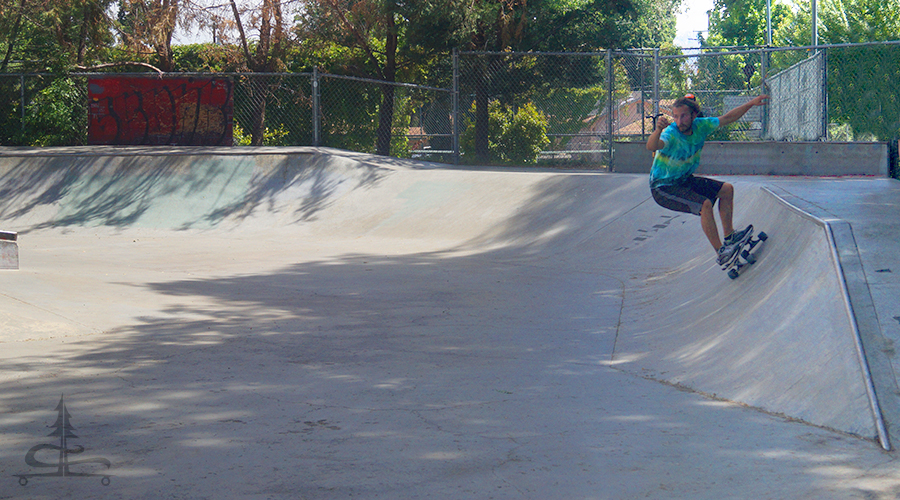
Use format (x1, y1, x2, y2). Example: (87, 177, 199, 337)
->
(612, 186, 880, 440)
(0, 146, 886, 445)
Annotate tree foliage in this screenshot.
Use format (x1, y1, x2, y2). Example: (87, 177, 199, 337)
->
(706, 0, 900, 141)
(0, 0, 116, 72)
(706, 0, 791, 47)
(117, 0, 180, 71)
(461, 100, 550, 164)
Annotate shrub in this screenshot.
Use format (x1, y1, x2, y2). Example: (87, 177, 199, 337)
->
(461, 101, 549, 165)
(20, 78, 86, 146)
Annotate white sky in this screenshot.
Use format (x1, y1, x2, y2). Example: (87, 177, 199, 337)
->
(674, 0, 717, 48)
(171, 0, 719, 48)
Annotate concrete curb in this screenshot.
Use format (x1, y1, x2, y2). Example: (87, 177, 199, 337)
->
(0, 230, 17, 270)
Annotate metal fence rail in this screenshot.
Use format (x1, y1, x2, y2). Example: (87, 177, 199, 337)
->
(1, 41, 898, 172)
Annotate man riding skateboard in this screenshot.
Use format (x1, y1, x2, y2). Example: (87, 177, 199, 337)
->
(646, 93, 769, 267)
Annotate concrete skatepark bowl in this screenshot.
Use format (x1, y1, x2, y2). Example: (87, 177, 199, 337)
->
(1, 147, 900, 499)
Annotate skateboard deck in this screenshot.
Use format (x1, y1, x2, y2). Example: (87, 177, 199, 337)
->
(725, 230, 768, 279)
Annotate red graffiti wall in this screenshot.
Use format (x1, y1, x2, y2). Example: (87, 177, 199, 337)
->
(88, 77, 233, 146)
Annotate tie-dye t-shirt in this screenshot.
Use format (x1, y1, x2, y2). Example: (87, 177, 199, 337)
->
(649, 117, 720, 188)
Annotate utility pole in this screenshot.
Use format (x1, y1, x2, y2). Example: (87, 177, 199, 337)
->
(811, 0, 818, 49)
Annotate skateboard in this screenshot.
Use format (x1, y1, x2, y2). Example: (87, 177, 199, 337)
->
(724, 229, 768, 280)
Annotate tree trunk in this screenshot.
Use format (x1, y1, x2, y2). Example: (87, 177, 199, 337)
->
(376, 83, 395, 156)
(250, 75, 268, 146)
(1, 0, 26, 72)
(374, 15, 397, 156)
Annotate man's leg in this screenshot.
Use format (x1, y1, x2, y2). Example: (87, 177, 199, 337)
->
(717, 182, 735, 239)
(652, 179, 727, 252)
(700, 199, 722, 251)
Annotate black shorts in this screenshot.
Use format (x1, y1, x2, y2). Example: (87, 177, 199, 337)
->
(651, 176, 725, 216)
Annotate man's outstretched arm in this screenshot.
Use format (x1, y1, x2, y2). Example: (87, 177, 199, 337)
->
(718, 94, 770, 126)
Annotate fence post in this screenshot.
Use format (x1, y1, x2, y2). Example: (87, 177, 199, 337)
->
(761, 47, 769, 137)
(821, 49, 829, 140)
(20, 74, 25, 134)
(606, 50, 614, 170)
(653, 48, 660, 118)
(452, 49, 460, 164)
(890, 138, 899, 179)
(312, 67, 321, 147)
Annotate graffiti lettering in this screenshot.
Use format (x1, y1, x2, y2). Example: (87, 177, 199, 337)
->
(88, 77, 234, 146)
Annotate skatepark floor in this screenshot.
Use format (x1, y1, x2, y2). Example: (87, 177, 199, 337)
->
(0, 147, 899, 499)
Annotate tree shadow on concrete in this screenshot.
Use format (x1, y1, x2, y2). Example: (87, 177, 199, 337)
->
(0, 151, 388, 233)
(0, 162, 892, 498)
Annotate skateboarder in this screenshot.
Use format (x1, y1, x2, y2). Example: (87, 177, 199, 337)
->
(646, 93, 769, 266)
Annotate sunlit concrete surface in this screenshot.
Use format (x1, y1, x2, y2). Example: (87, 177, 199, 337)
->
(0, 147, 899, 499)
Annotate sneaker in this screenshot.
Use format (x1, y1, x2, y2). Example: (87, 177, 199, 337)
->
(716, 243, 740, 267)
(724, 224, 753, 246)
(717, 225, 753, 268)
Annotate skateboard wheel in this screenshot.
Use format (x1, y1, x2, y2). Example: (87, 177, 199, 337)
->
(745, 253, 757, 264)
(728, 269, 739, 280)
(758, 231, 768, 241)
(741, 249, 750, 259)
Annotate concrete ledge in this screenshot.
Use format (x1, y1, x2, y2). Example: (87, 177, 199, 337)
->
(614, 141, 889, 176)
(0, 234, 18, 270)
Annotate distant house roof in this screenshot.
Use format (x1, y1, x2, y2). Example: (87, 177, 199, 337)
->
(581, 92, 677, 136)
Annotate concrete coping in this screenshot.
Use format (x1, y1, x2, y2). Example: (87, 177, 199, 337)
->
(0, 146, 318, 158)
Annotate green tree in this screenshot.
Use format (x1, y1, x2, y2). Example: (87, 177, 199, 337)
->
(706, 0, 790, 47)
(524, 0, 679, 51)
(461, 0, 679, 162)
(0, 0, 116, 72)
(770, 0, 900, 140)
(297, 0, 464, 156)
(817, 0, 900, 43)
(17, 77, 86, 146)
(703, 0, 795, 92)
(207, 0, 291, 145)
(116, 0, 181, 71)
(461, 100, 550, 164)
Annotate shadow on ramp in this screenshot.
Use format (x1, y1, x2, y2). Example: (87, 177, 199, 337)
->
(0, 146, 895, 456)
(0, 149, 388, 232)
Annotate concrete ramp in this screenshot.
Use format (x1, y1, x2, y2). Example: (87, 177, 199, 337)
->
(612, 186, 884, 443)
(0, 147, 895, 497)
(0, 147, 650, 249)
(0, 148, 885, 443)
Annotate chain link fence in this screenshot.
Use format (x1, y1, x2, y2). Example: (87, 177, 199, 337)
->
(657, 48, 769, 142)
(232, 73, 313, 147)
(1, 41, 898, 174)
(0, 71, 455, 162)
(457, 50, 656, 168)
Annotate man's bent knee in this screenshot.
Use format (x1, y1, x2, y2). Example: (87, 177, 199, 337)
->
(718, 182, 734, 200)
